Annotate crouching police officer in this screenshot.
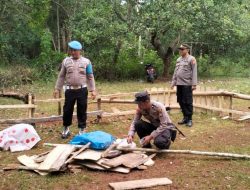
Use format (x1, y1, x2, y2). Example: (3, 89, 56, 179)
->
(171, 44, 197, 127)
(127, 91, 176, 149)
(54, 40, 96, 139)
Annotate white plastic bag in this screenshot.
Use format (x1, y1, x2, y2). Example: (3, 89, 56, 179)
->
(0, 123, 41, 152)
(115, 138, 136, 149)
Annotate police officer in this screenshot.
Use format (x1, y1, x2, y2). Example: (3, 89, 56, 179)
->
(127, 91, 176, 149)
(54, 40, 96, 138)
(171, 44, 197, 127)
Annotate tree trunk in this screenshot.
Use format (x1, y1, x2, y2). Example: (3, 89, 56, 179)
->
(162, 57, 170, 78)
(162, 47, 173, 78)
(113, 40, 122, 65)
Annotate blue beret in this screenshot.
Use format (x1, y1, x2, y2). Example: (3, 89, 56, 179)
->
(68, 41, 83, 50)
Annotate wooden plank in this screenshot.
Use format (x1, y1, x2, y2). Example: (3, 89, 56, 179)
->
(123, 154, 156, 168)
(17, 155, 48, 176)
(74, 149, 103, 161)
(101, 144, 117, 158)
(38, 145, 76, 172)
(100, 99, 135, 104)
(0, 110, 103, 124)
(101, 153, 147, 168)
(109, 178, 172, 190)
(238, 115, 250, 121)
(79, 161, 130, 174)
(33, 151, 51, 163)
(193, 104, 249, 116)
(110, 166, 130, 174)
(65, 142, 91, 164)
(0, 104, 37, 109)
(0, 91, 27, 102)
(103, 110, 136, 117)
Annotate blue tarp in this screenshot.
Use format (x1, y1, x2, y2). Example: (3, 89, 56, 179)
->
(69, 130, 115, 150)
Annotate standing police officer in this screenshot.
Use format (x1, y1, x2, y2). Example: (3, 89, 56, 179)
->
(127, 91, 176, 149)
(171, 44, 197, 127)
(54, 40, 96, 138)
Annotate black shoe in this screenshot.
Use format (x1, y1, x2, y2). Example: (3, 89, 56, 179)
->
(186, 120, 192, 127)
(178, 118, 188, 125)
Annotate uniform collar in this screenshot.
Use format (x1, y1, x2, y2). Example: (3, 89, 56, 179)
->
(70, 55, 82, 61)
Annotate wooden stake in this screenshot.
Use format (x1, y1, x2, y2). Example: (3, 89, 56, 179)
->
(65, 142, 91, 164)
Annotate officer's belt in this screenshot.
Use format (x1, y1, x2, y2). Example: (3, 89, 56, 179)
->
(65, 85, 87, 90)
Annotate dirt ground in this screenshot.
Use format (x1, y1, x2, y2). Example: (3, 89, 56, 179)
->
(0, 112, 249, 190)
(0, 79, 250, 190)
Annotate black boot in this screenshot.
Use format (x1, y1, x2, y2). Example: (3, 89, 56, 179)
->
(178, 117, 188, 125)
(186, 120, 192, 127)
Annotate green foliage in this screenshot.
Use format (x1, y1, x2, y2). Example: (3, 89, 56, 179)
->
(0, 0, 250, 83)
(209, 57, 250, 77)
(34, 30, 65, 81)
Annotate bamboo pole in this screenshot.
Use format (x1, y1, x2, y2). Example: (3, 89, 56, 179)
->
(116, 147, 250, 159)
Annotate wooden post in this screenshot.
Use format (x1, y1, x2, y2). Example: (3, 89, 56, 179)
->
(163, 88, 166, 106)
(58, 91, 62, 115)
(167, 90, 171, 107)
(28, 93, 34, 118)
(31, 94, 35, 118)
(229, 95, 233, 118)
(218, 96, 222, 116)
(97, 98, 101, 111)
(96, 98, 102, 122)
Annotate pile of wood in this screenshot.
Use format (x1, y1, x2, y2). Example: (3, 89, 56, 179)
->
(4, 143, 156, 176)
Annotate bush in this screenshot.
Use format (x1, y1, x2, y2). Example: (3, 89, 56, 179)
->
(0, 65, 37, 88)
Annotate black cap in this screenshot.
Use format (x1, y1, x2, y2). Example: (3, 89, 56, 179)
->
(178, 44, 190, 50)
(134, 91, 150, 103)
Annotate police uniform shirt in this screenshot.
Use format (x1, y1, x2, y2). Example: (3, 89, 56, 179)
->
(128, 101, 173, 138)
(171, 55, 197, 86)
(55, 56, 95, 91)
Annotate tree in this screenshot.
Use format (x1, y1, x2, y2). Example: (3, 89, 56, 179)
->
(115, 0, 250, 77)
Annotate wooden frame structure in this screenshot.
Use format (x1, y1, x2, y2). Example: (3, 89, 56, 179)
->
(0, 87, 249, 124)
